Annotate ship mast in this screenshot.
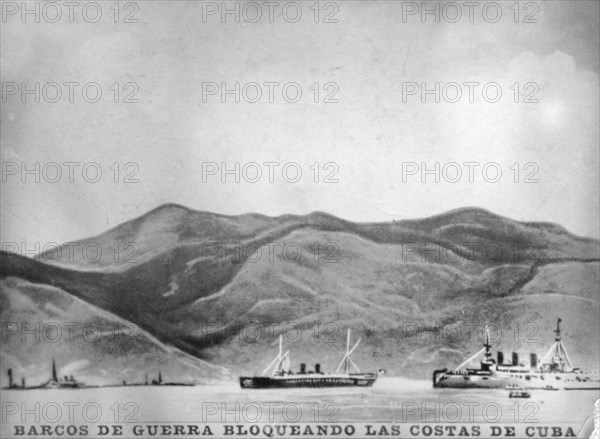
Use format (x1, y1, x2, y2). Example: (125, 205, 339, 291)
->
(336, 329, 361, 374)
(261, 334, 290, 377)
(483, 325, 493, 361)
(540, 318, 573, 372)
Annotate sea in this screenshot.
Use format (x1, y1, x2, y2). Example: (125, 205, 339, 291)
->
(1, 378, 598, 438)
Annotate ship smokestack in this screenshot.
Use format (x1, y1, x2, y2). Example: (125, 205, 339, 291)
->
(300, 363, 306, 374)
(52, 357, 58, 382)
(512, 352, 519, 366)
(530, 353, 538, 368)
(497, 352, 504, 365)
(315, 364, 321, 374)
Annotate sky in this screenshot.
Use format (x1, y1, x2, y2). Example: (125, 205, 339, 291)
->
(1, 0, 599, 247)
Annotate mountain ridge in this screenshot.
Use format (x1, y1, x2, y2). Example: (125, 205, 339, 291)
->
(39, 205, 600, 253)
(2, 205, 598, 381)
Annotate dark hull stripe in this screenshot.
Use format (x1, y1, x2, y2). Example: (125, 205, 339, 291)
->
(240, 376, 376, 389)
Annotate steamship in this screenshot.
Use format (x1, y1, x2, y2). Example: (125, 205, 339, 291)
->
(433, 319, 600, 390)
(240, 330, 381, 388)
(46, 357, 84, 388)
(5, 358, 84, 390)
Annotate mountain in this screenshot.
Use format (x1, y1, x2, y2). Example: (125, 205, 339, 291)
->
(1, 205, 598, 382)
(0, 277, 229, 388)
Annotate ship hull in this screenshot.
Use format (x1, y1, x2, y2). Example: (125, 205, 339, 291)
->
(434, 377, 516, 389)
(240, 374, 377, 389)
(433, 369, 600, 390)
(433, 369, 515, 389)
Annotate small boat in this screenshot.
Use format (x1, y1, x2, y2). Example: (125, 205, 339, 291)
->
(543, 385, 559, 391)
(509, 389, 531, 398)
(506, 384, 531, 398)
(240, 329, 381, 389)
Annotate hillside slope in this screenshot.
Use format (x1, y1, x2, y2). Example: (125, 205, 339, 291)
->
(0, 277, 229, 388)
(2, 205, 598, 380)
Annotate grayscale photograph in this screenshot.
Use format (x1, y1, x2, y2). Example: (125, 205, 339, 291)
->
(1, 1, 599, 438)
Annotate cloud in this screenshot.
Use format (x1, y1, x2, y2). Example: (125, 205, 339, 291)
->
(1, 2, 598, 244)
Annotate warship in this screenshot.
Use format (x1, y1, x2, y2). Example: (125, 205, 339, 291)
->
(240, 329, 380, 389)
(433, 319, 600, 390)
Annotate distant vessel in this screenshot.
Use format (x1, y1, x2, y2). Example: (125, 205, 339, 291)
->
(240, 330, 380, 388)
(45, 358, 84, 389)
(5, 369, 49, 390)
(5, 358, 84, 389)
(433, 319, 599, 390)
